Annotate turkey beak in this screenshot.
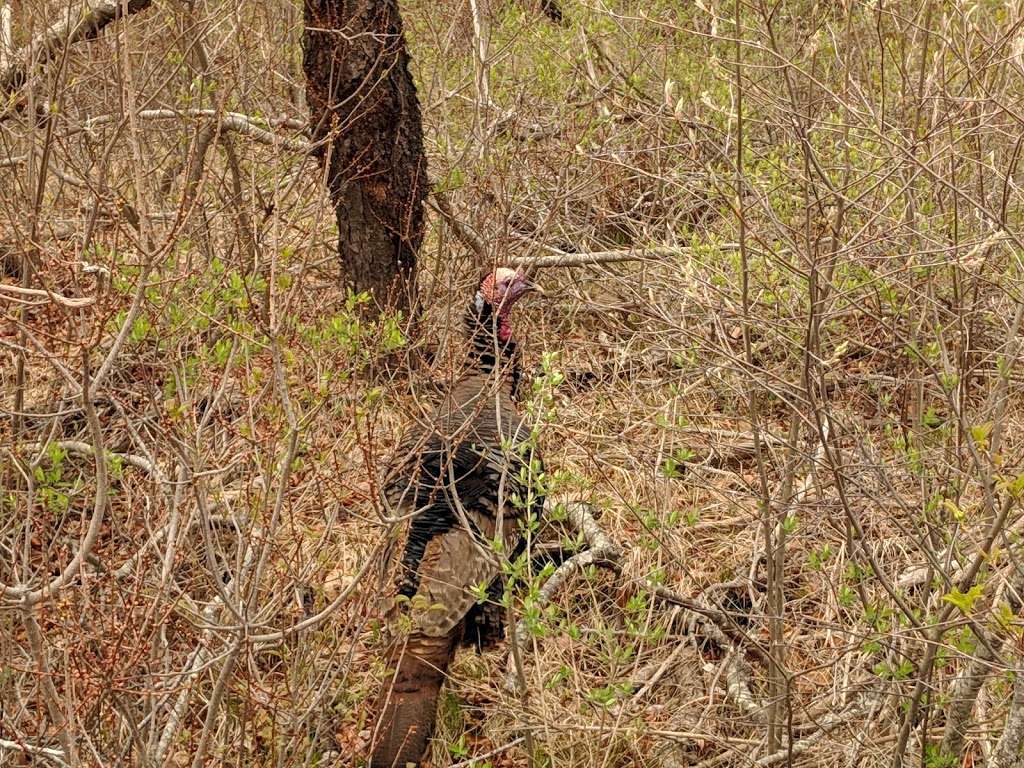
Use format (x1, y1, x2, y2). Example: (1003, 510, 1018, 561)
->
(521, 278, 544, 297)
(515, 270, 545, 298)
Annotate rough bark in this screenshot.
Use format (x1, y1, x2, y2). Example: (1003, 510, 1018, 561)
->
(302, 0, 427, 318)
(993, 670, 1024, 768)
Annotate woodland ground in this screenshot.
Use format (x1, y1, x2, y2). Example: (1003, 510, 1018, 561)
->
(3, 1, 1024, 767)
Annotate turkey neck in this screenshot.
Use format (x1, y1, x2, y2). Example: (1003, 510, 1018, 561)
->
(463, 299, 522, 397)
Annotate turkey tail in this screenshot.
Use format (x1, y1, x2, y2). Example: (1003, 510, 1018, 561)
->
(370, 629, 459, 767)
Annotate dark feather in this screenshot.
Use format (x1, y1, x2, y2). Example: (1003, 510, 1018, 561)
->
(370, 287, 544, 767)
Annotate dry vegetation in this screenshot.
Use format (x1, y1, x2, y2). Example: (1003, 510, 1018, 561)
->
(3, 0, 1024, 766)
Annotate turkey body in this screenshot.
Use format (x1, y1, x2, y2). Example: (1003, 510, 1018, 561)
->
(370, 278, 542, 767)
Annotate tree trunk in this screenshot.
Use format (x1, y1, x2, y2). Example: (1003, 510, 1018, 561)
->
(302, 0, 427, 319)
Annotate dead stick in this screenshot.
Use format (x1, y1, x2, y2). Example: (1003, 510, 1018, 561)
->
(2, 0, 154, 94)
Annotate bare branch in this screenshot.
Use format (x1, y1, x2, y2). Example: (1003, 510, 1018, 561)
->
(83, 109, 312, 152)
(428, 191, 487, 261)
(0, 281, 94, 307)
(1, 0, 154, 94)
(754, 691, 883, 766)
(0, 737, 68, 766)
(515, 244, 741, 269)
(505, 502, 621, 692)
(2, 364, 108, 606)
(0, 151, 26, 168)
(0, 3, 11, 72)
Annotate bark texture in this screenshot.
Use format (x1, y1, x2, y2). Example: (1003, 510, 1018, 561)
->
(993, 669, 1024, 768)
(302, 0, 427, 317)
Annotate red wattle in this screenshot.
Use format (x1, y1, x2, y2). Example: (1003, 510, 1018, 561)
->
(498, 315, 513, 342)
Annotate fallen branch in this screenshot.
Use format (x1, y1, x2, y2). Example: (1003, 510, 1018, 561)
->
(505, 502, 621, 692)
(449, 736, 527, 767)
(514, 243, 741, 269)
(992, 667, 1024, 768)
(940, 564, 1024, 759)
(630, 609, 686, 699)
(0, 152, 26, 168)
(896, 561, 964, 590)
(506, 500, 769, 707)
(2, 0, 154, 94)
(895, 515, 1024, 591)
(83, 109, 312, 152)
(650, 582, 772, 666)
(630, 624, 765, 725)
(754, 690, 883, 766)
(22, 439, 162, 481)
(723, 652, 766, 724)
(0, 738, 67, 766)
(677, 592, 767, 724)
(0, 282, 94, 308)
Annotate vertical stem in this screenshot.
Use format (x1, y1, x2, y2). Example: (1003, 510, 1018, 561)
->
(220, 135, 258, 275)
(734, 0, 782, 754)
(188, 634, 243, 768)
(508, 603, 537, 768)
(23, 607, 77, 765)
(468, 0, 491, 159)
(0, 3, 11, 72)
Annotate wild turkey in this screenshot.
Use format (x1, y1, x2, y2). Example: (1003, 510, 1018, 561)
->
(370, 267, 544, 767)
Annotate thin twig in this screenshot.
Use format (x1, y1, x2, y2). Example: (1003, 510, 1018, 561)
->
(450, 737, 527, 767)
(83, 108, 311, 152)
(428, 192, 488, 261)
(2, 360, 109, 606)
(504, 502, 621, 691)
(755, 691, 883, 766)
(1, 0, 154, 94)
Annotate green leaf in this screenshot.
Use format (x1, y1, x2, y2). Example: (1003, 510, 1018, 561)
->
(922, 407, 943, 429)
(942, 498, 965, 522)
(970, 423, 993, 447)
(470, 582, 489, 604)
(1007, 473, 1024, 497)
(996, 601, 1016, 630)
(942, 584, 984, 615)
